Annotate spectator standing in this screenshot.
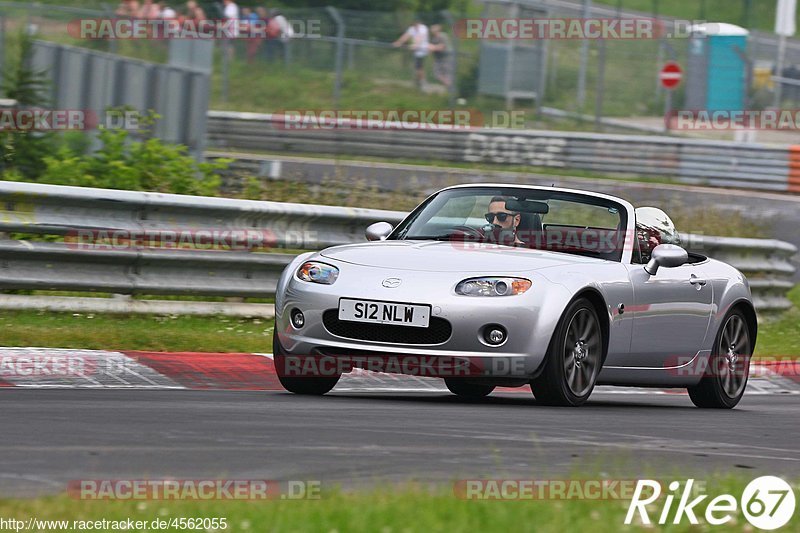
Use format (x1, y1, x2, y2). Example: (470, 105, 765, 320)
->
(265, 9, 292, 63)
(223, 0, 240, 28)
(222, 0, 240, 59)
(160, 2, 177, 19)
(242, 7, 261, 63)
(393, 20, 429, 89)
(138, 0, 161, 19)
(428, 24, 453, 89)
(115, 0, 139, 17)
(271, 9, 294, 42)
(183, 0, 205, 23)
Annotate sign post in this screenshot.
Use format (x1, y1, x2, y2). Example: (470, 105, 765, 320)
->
(774, 0, 797, 107)
(659, 61, 683, 131)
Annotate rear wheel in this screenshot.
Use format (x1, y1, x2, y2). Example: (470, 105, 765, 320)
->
(444, 378, 495, 398)
(273, 332, 340, 395)
(531, 298, 604, 407)
(688, 310, 751, 409)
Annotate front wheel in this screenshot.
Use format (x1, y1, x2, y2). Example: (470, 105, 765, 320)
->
(273, 333, 340, 395)
(444, 378, 495, 398)
(688, 310, 752, 409)
(531, 298, 604, 407)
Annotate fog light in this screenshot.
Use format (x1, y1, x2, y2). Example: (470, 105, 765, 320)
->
(290, 309, 305, 329)
(484, 325, 507, 346)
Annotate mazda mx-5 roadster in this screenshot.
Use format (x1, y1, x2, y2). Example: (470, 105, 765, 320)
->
(273, 184, 756, 408)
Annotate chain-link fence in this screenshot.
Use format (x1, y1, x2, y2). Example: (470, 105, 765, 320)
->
(213, 6, 466, 111)
(2, 1, 800, 135)
(539, 0, 800, 121)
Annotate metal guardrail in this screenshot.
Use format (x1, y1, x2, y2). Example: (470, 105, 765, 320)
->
(0, 181, 795, 313)
(206, 111, 800, 194)
(0, 180, 402, 251)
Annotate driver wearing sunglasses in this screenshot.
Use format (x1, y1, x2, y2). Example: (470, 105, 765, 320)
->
(485, 196, 524, 245)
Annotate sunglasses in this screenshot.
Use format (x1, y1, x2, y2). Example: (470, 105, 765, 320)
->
(485, 212, 516, 223)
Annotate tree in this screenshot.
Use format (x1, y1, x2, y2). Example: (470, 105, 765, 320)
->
(0, 31, 55, 179)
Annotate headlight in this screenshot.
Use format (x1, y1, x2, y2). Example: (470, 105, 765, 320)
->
(455, 277, 531, 296)
(296, 261, 339, 285)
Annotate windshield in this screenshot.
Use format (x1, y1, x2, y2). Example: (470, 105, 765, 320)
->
(391, 187, 628, 262)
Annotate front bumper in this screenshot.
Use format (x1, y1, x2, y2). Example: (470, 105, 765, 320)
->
(275, 267, 559, 380)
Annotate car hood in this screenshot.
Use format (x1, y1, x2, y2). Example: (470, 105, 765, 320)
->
(318, 240, 605, 272)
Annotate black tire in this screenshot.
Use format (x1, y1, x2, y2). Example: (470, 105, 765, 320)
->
(273, 332, 340, 396)
(688, 309, 752, 409)
(444, 378, 495, 398)
(531, 298, 604, 407)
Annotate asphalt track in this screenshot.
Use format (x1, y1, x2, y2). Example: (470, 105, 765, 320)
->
(2, 389, 799, 498)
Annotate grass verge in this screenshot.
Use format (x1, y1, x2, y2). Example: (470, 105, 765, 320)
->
(0, 475, 797, 533)
(0, 312, 273, 353)
(755, 285, 800, 358)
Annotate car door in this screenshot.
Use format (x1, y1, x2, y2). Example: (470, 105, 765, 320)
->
(616, 262, 713, 368)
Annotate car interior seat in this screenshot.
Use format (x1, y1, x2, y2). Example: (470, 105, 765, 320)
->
(515, 212, 543, 247)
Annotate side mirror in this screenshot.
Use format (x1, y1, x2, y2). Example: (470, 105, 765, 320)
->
(365, 222, 393, 241)
(644, 244, 688, 276)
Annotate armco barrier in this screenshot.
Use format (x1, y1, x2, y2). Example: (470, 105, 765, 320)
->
(0, 180, 795, 313)
(206, 111, 796, 193)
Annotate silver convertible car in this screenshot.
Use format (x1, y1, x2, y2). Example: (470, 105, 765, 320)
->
(273, 184, 756, 408)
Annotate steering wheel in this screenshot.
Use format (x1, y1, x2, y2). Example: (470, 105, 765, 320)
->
(448, 225, 485, 240)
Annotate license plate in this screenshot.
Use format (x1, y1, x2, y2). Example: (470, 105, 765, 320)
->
(338, 299, 430, 328)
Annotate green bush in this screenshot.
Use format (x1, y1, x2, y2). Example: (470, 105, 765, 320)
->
(4, 125, 229, 197)
(0, 32, 228, 196)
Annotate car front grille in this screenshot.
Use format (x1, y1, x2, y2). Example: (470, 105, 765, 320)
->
(322, 310, 452, 345)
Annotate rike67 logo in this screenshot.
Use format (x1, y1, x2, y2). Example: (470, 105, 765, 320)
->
(625, 477, 796, 530)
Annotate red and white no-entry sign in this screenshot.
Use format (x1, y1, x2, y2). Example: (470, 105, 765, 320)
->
(659, 62, 683, 90)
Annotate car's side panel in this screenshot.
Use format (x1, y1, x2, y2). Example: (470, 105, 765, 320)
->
(536, 262, 635, 366)
(702, 261, 754, 354)
(597, 259, 752, 387)
(607, 262, 713, 368)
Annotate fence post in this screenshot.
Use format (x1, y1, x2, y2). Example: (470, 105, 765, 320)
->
(594, 37, 606, 130)
(103, 4, 118, 54)
(221, 41, 229, 104)
(503, 2, 518, 109)
(662, 41, 677, 133)
(576, 0, 591, 110)
(0, 15, 5, 90)
(774, 35, 787, 108)
(653, 0, 664, 107)
(440, 9, 457, 108)
(326, 6, 345, 111)
(347, 41, 354, 69)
